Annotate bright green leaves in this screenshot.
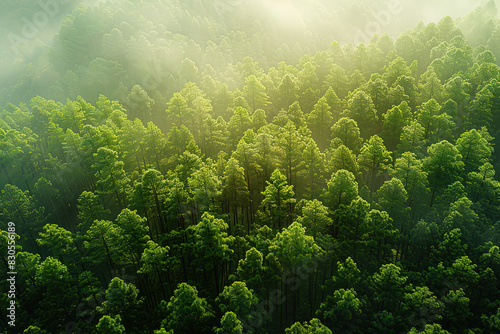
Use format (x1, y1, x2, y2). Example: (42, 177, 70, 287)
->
(216, 281, 258, 321)
(189, 212, 234, 295)
(358, 135, 392, 197)
(455, 128, 493, 175)
(269, 221, 323, 271)
(331, 117, 362, 153)
(96, 315, 126, 334)
(371, 263, 408, 311)
(324, 170, 358, 212)
(307, 96, 332, 150)
(259, 169, 296, 229)
(98, 277, 144, 332)
(162, 283, 214, 334)
(214, 312, 244, 334)
(317, 288, 362, 330)
(92, 147, 129, 207)
(285, 318, 332, 334)
(343, 91, 379, 139)
(423, 140, 464, 206)
(296, 199, 332, 238)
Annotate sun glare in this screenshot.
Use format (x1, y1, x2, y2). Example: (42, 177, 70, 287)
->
(268, 0, 305, 29)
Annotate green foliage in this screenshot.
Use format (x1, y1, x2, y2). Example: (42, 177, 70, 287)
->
(358, 135, 392, 196)
(162, 283, 214, 334)
(317, 288, 362, 330)
(296, 199, 332, 237)
(96, 315, 126, 334)
(214, 312, 244, 334)
(216, 281, 258, 320)
(323, 169, 358, 212)
(259, 169, 296, 229)
(2, 3, 500, 333)
(285, 318, 332, 334)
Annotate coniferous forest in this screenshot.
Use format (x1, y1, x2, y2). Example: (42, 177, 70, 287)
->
(2, 0, 500, 333)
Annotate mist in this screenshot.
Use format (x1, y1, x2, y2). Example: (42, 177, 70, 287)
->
(0, 0, 498, 107)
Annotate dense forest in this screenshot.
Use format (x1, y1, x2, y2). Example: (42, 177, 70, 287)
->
(2, 0, 500, 333)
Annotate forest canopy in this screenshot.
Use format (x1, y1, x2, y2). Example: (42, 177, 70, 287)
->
(1, 0, 500, 333)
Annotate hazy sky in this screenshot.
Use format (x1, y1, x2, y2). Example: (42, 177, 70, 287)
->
(400, 0, 485, 23)
(0, 0, 495, 92)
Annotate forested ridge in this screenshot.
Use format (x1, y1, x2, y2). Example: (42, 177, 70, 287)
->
(2, 0, 500, 333)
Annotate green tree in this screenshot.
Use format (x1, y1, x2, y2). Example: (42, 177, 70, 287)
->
(430, 229, 467, 266)
(366, 76, 390, 118)
(416, 99, 454, 143)
(442, 74, 471, 113)
(259, 169, 296, 229)
(317, 288, 362, 332)
(269, 221, 323, 323)
(84, 220, 122, 276)
(214, 312, 244, 334)
(371, 263, 408, 311)
(397, 120, 426, 157)
(442, 197, 479, 245)
(300, 139, 326, 199)
(296, 199, 332, 238)
(278, 74, 299, 109)
(328, 145, 358, 176)
(274, 101, 306, 128)
(307, 97, 332, 150)
(92, 147, 129, 207)
(384, 57, 412, 86)
(382, 101, 411, 151)
(138, 240, 175, 300)
(190, 212, 234, 295)
(343, 91, 379, 138)
(375, 179, 410, 249)
(330, 257, 361, 290)
(98, 277, 144, 332)
(34, 257, 76, 332)
(331, 117, 362, 153)
(188, 163, 222, 214)
(441, 288, 472, 331)
(235, 247, 265, 293)
(255, 131, 278, 182)
(216, 281, 258, 321)
(222, 157, 249, 229)
(455, 128, 493, 175)
(77, 190, 109, 232)
(162, 283, 214, 334)
(323, 170, 358, 213)
(423, 140, 464, 206)
(323, 87, 342, 122)
(285, 318, 332, 334)
(392, 152, 429, 215)
(276, 121, 305, 186)
(36, 224, 74, 261)
(0, 184, 44, 249)
(228, 106, 252, 146)
(418, 66, 444, 104)
(166, 93, 189, 127)
(115, 208, 150, 266)
(403, 286, 444, 326)
(126, 85, 154, 122)
(145, 122, 167, 171)
(357, 135, 392, 198)
(96, 315, 126, 334)
(324, 64, 349, 99)
(243, 75, 269, 111)
(407, 324, 451, 334)
(22, 326, 48, 334)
